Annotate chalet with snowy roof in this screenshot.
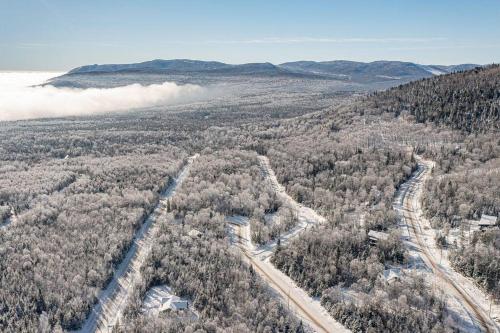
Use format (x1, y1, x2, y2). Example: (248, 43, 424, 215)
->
(188, 229, 202, 238)
(368, 230, 389, 244)
(478, 214, 498, 229)
(469, 214, 498, 231)
(160, 296, 188, 312)
(381, 268, 401, 284)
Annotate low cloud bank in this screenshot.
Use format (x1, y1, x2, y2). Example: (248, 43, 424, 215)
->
(0, 72, 207, 121)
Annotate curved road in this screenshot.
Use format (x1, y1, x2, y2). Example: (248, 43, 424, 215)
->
(398, 157, 498, 333)
(228, 156, 349, 333)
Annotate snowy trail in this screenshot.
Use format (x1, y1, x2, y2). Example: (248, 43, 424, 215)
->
(395, 157, 499, 333)
(75, 155, 198, 333)
(256, 156, 325, 256)
(228, 156, 349, 333)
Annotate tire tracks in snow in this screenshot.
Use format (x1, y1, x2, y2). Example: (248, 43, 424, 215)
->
(397, 157, 497, 333)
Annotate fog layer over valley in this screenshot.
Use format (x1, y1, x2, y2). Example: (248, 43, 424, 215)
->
(0, 72, 209, 121)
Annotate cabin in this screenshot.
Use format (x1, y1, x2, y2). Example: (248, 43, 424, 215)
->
(469, 214, 498, 232)
(368, 230, 389, 244)
(478, 214, 498, 230)
(381, 268, 401, 284)
(159, 296, 188, 312)
(188, 229, 202, 238)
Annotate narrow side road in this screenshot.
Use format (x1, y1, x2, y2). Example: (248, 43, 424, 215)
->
(75, 155, 198, 333)
(228, 156, 349, 333)
(396, 157, 498, 333)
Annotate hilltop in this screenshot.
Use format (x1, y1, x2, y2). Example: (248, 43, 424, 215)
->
(64, 59, 480, 85)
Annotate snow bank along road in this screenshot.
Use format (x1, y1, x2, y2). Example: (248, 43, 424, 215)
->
(397, 157, 498, 333)
(229, 156, 349, 333)
(75, 155, 198, 333)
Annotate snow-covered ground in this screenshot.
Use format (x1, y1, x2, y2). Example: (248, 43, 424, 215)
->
(394, 158, 499, 333)
(224, 156, 349, 333)
(74, 155, 198, 333)
(419, 65, 448, 75)
(376, 74, 401, 80)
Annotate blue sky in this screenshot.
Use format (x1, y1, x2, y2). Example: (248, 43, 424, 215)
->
(1, 0, 499, 70)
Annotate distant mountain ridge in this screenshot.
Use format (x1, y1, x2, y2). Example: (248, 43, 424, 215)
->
(68, 59, 303, 78)
(279, 60, 480, 82)
(68, 59, 231, 74)
(66, 59, 481, 84)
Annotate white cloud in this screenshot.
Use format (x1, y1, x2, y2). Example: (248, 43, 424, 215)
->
(0, 72, 207, 121)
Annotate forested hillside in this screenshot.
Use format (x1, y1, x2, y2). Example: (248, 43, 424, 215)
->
(0, 148, 185, 331)
(371, 64, 499, 132)
(0, 78, 340, 332)
(119, 150, 302, 332)
(371, 67, 500, 301)
(1, 67, 498, 332)
(262, 108, 459, 332)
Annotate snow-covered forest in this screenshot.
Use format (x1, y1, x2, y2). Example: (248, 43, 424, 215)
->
(0, 67, 498, 332)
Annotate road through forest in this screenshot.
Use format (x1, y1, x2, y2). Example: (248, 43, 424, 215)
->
(395, 157, 498, 333)
(229, 156, 350, 333)
(75, 155, 198, 333)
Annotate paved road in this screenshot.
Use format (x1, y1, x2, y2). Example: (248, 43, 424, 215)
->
(75, 155, 198, 333)
(397, 157, 498, 333)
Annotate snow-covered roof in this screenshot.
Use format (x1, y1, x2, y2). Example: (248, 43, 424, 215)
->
(368, 230, 389, 241)
(142, 285, 195, 316)
(479, 214, 497, 226)
(382, 269, 401, 283)
(188, 229, 202, 238)
(160, 296, 188, 311)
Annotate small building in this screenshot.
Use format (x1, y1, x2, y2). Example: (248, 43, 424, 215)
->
(188, 229, 202, 238)
(381, 268, 401, 284)
(368, 230, 389, 244)
(160, 296, 188, 312)
(478, 214, 498, 230)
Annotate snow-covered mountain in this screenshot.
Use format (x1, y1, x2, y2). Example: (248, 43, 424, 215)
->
(279, 60, 480, 82)
(64, 59, 481, 85)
